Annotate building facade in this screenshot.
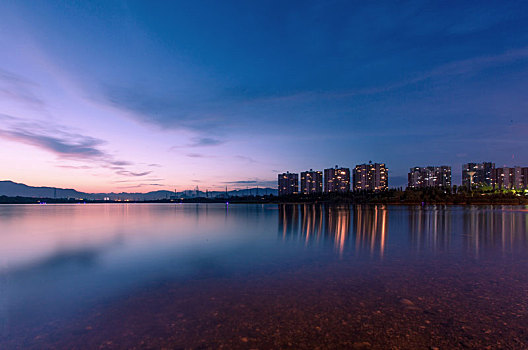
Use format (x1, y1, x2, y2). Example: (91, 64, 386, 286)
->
(324, 166, 350, 193)
(353, 162, 388, 191)
(462, 162, 495, 188)
(278, 172, 299, 196)
(408, 166, 451, 189)
(300, 169, 323, 194)
(491, 167, 528, 190)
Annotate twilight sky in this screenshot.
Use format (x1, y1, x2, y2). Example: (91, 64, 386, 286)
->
(1, 0, 527, 192)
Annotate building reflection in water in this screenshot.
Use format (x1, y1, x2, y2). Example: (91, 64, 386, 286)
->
(280, 205, 528, 257)
(408, 205, 453, 253)
(278, 204, 387, 257)
(353, 205, 388, 257)
(462, 206, 528, 257)
(408, 206, 528, 256)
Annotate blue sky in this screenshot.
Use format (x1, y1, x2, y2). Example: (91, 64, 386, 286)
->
(0, 0, 527, 191)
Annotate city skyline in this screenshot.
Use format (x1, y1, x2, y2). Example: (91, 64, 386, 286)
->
(1, 1, 528, 192)
(3, 157, 528, 194)
(280, 161, 528, 193)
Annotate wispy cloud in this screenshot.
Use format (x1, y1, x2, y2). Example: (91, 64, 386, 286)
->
(57, 165, 93, 170)
(101, 84, 223, 132)
(328, 47, 528, 99)
(238, 47, 528, 105)
(112, 178, 164, 183)
(0, 124, 106, 159)
(170, 137, 225, 151)
(110, 160, 133, 166)
(0, 69, 45, 109)
(0, 114, 152, 178)
(186, 153, 216, 158)
(116, 170, 152, 177)
(222, 179, 276, 187)
(190, 137, 224, 147)
(117, 183, 165, 189)
(235, 155, 257, 163)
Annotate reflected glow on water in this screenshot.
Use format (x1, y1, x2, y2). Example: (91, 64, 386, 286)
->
(1, 203, 528, 346)
(279, 205, 389, 258)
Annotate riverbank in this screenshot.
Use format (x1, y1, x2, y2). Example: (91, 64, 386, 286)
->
(2, 190, 528, 205)
(0, 196, 528, 205)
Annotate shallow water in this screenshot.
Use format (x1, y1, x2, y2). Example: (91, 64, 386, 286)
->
(1, 203, 528, 349)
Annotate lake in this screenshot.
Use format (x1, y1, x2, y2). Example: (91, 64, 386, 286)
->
(1, 203, 528, 349)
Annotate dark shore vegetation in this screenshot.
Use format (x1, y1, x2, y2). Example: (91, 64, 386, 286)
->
(275, 187, 528, 205)
(1, 187, 527, 205)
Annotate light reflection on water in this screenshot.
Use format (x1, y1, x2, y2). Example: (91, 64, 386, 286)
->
(1, 203, 528, 341)
(279, 204, 388, 257)
(279, 204, 528, 258)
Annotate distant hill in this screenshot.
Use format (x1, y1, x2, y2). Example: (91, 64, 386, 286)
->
(0, 180, 277, 200)
(0, 181, 86, 198)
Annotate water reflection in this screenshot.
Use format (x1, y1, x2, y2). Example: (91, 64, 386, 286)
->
(279, 204, 528, 257)
(278, 204, 387, 257)
(353, 205, 388, 257)
(408, 206, 454, 253)
(2, 203, 528, 344)
(408, 205, 528, 256)
(462, 206, 528, 256)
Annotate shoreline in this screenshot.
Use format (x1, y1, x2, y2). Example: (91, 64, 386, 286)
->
(1, 196, 527, 206)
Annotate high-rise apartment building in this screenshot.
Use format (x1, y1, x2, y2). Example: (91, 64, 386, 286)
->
(353, 162, 388, 191)
(300, 169, 323, 194)
(324, 166, 350, 193)
(408, 166, 451, 189)
(491, 167, 528, 190)
(278, 172, 299, 196)
(462, 162, 495, 188)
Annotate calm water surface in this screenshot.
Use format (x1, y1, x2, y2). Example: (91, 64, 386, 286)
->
(1, 204, 528, 349)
